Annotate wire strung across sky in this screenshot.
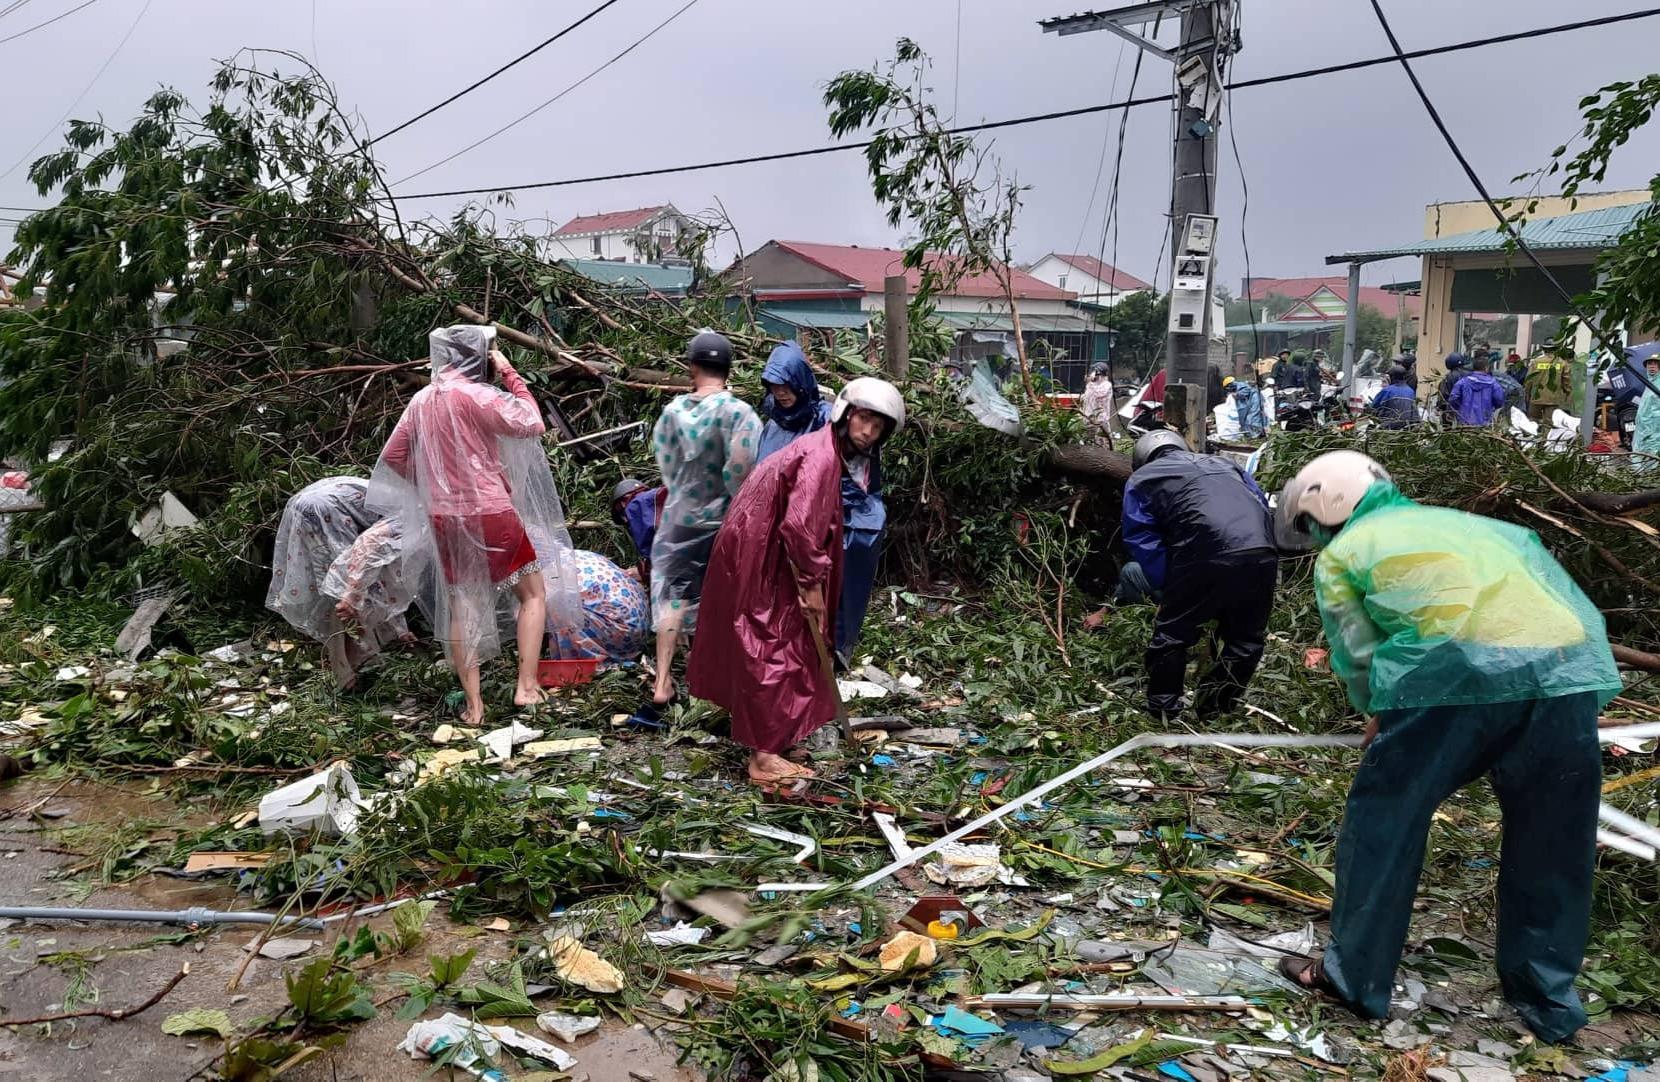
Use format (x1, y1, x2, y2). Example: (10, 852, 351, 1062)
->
(391, 0, 704, 187)
(366, 0, 626, 147)
(384, 6, 1660, 201)
(0, 0, 99, 44)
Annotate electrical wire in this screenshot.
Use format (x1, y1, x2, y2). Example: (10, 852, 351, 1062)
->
(389, 6, 1660, 201)
(366, 0, 626, 146)
(1364, 0, 1626, 354)
(391, 0, 703, 187)
(0, 0, 42, 20)
(1066, 36, 1129, 264)
(1222, 1, 1260, 377)
(0, 0, 99, 44)
(0, 0, 153, 183)
(1098, 18, 1156, 377)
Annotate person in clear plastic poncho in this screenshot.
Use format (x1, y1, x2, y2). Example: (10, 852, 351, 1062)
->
(1275, 451, 1620, 1045)
(646, 331, 762, 707)
(368, 326, 580, 726)
(1632, 352, 1660, 471)
(267, 477, 415, 688)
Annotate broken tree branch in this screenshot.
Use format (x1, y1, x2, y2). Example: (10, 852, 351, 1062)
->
(2, 963, 188, 1026)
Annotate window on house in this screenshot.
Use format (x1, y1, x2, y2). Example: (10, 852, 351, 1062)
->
(1057, 274, 1068, 289)
(591, 236, 602, 255)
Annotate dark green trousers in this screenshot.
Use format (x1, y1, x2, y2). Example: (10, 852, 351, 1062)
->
(1323, 692, 1601, 1044)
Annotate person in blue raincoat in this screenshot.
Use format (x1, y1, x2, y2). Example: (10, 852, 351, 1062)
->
(757, 353, 898, 663)
(758, 343, 831, 460)
(1228, 376, 1267, 438)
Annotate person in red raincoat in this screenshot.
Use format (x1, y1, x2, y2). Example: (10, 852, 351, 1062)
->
(690, 378, 906, 784)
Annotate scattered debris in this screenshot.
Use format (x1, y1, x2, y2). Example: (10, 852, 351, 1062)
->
(644, 922, 710, 948)
(257, 762, 367, 836)
(877, 930, 938, 971)
(546, 936, 624, 994)
(246, 936, 314, 960)
(536, 1011, 601, 1043)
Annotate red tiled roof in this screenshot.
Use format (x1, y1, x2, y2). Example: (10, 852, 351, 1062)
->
(772, 240, 1075, 301)
(1244, 276, 1422, 318)
(553, 206, 668, 236)
(1049, 253, 1152, 291)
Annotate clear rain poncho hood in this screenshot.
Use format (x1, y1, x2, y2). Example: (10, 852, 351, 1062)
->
(366, 325, 580, 667)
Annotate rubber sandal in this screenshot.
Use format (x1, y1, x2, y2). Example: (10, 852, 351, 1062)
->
(1278, 954, 1339, 998)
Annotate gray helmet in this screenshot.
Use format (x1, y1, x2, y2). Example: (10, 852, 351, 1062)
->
(686, 330, 733, 371)
(611, 478, 650, 522)
(1090, 362, 1110, 378)
(1132, 430, 1188, 470)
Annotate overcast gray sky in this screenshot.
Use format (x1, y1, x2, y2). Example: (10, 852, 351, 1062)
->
(3, 0, 1658, 294)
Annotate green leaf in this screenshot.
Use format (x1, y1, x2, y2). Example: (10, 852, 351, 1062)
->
(1048, 1029, 1154, 1075)
(428, 947, 476, 989)
(161, 1008, 234, 1038)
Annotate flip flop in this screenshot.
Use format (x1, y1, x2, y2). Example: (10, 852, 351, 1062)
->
(1278, 954, 1339, 999)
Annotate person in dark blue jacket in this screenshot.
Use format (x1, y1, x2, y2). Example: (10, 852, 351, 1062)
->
(1121, 431, 1278, 719)
(757, 343, 831, 461)
(611, 478, 664, 582)
(1370, 364, 1420, 429)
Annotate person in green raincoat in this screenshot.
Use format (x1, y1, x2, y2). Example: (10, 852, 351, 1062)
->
(1632, 352, 1660, 470)
(1275, 450, 1620, 1045)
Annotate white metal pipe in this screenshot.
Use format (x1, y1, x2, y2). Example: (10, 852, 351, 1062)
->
(0, 905, 323, 929)
(1596, 828, 1657, 861)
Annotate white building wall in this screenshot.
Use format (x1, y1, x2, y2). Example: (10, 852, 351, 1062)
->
(1027, 254, 1144, 307)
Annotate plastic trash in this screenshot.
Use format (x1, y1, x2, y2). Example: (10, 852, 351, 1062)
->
(546, 935, 625, 993)
(398, 1013, 505, 1081)
(258, 762, 367, 836)
(877, 930, 937, 971)
(644, 921, 710, 948)
(536, 1011, 601, 1043)
(477, 721, 544, 762)
(924, 843, 1005, 888)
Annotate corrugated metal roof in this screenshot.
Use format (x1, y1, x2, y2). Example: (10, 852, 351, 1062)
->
(561, 259, 692, 292)
(1329, 201, 1653, 263)
(1224, 319, 1344, 333)
(936, 311, 1098, 333)
(757, 305, 873, 330)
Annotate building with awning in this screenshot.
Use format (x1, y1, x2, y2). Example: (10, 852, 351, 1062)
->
(1325, 190, 1654, 383)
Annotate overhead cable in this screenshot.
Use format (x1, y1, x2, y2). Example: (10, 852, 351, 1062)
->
(0, 0, 100, 44)
(366, 0, 627, 146)
(390, 6, 1660, 200)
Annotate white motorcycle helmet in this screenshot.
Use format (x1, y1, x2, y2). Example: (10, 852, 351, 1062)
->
(831, 377, 906, 438)
(1276, 450, 1392, 548)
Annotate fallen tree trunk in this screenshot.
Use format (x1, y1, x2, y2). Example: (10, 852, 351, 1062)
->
(1613, 643, 1660, 673)
(1564, 487, 1660, 517)
(1047, 443, 1132, 484)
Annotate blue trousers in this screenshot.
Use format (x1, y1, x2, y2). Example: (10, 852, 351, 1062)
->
(1324, 692, 1601, 1043)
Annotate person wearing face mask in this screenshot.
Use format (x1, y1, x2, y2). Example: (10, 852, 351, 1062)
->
(688, 378, 905, 784)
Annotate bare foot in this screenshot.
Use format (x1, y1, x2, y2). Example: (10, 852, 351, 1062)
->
(784, 745, 811, 763)
(514, 684, 547, 708)
(748, 751, 817, 784)
(460, 702, 485, 727)
(651, 679, 676, 707)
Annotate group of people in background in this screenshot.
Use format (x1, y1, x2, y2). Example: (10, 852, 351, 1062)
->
(266, 326, 905, 784)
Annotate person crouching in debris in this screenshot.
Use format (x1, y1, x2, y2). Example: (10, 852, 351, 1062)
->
(1227, 376, 1268, 439)
(689, 378, 905, 784)
(611, 478, 664, 584)
(545, 550, 651, 669)
(1275, 451, 1620, 1044)
(368, 325, 582, 727)
(267, 476, 415, 688)
(1121, 430, 1277, 720)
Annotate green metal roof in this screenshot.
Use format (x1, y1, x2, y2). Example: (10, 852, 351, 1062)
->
(559, 258, 692, 293)
(935, 310, 1098, 333)
(1224, 319, 1344, 334)
(757, 306, 873, 330)
(1328, 201, 1653, 264)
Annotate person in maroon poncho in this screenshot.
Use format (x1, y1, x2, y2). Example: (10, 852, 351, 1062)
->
(689, 378, 906, 784)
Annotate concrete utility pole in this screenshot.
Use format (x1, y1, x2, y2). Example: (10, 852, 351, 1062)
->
(1042, 1, 1234, 450)
(883, 274, 909, 380)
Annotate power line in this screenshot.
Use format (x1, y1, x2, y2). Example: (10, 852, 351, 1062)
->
(0, 0, 43, 20)
(366, 0, 626, 146)
(1223, 1, 1258, 375)
(0, 0, 100, 44)
(0, 0, 154, 183)
(392, 0, 703, 187)
(1363, 0, 1607, 334)
(391, 6, 1660, 201)
(1066, 35, 1128, 264)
